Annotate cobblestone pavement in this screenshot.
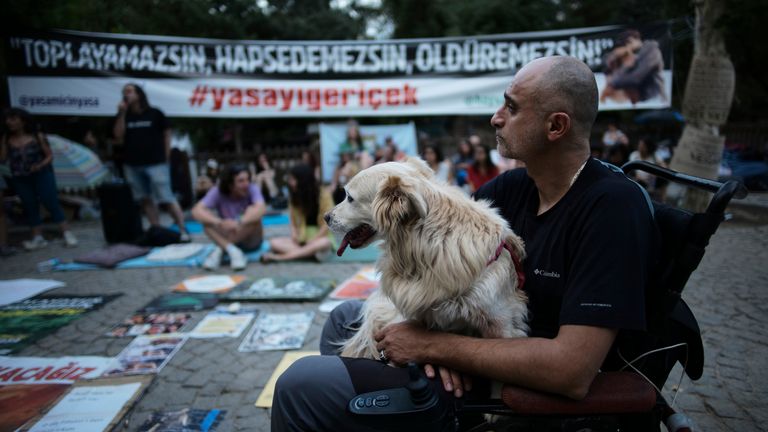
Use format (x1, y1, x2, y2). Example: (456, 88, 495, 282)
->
(1, 204, 767, 431)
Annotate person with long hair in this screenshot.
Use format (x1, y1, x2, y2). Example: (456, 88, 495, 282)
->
(466, 143, 499, 192)
(0, 108, 77, 250)
(451, 138, 474, 186)
(422, 143, 453, 183)
(261, 163, 334, 262)
(113, 83, 190, 241)
(192, 163, 266, 270)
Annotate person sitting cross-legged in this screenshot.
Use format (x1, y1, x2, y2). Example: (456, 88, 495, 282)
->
(192, 163, 266, 271)
(261, 163, 335, 262)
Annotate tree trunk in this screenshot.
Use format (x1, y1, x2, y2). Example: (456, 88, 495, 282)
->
(670, 0, 735, 211)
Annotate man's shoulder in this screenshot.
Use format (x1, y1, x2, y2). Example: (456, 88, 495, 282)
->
(474, 167, 530, 202)
(582, 160, 653, 212)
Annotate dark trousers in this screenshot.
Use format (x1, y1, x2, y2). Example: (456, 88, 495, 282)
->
(11, 167, 65, 227)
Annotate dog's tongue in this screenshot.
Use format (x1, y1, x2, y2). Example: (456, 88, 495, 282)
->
(336, 237, 350, 256)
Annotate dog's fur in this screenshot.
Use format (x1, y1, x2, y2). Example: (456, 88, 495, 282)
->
(324, 158, 528, 360)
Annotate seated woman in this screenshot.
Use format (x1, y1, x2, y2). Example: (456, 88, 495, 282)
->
(261, 164, 334, 262)
(191, 163, 266, 271)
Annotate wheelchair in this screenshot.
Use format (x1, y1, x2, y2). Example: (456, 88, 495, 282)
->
(348, 161, 748, 432)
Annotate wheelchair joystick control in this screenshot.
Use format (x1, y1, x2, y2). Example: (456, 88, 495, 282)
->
(407, 362, 438, 406)
(348, 362, 457, 431)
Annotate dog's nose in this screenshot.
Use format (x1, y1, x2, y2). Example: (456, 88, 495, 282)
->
(323, 213, 331, 225)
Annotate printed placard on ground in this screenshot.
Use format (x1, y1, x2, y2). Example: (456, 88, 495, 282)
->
(0, 356, 113, 385)
(138, 408, 226, 431)
(0, 295, 120, 354)
(224, 277, 335, 302)
(140, 292, 219, 313)
(238, 312, 314, 352)
(0, 384, 70, 431)
(106, 312, 191, 337)
(20, 375, 152, 432)
(173, 275, 245, 294)
(329, 266, 380, 300)
(189, 311, 256, 339)
(102, 334, 187, 377)
(255, 351, 320, 408)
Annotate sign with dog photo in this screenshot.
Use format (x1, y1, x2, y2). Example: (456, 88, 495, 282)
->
(6, 23, 672, 117)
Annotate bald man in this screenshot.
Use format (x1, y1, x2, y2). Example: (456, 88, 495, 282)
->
(271, 57, 658, 431)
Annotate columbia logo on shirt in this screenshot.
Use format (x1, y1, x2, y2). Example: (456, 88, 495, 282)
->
(534, 268, 561, 278)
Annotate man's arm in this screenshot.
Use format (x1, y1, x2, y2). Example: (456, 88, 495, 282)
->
(241, 201, 266, 225)
(164, 129, 172, 160)
(376, 323, 616, 400)
(192, 200, 222, 227)
(610, 41, 663, 88)
(113, 103, 127, 143)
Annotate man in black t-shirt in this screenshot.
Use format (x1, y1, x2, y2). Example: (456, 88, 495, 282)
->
(271, 56, 657, 431)
(113, 84, 189, 240)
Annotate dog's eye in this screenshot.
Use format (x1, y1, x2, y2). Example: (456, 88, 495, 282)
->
(346, 193, 354, 203)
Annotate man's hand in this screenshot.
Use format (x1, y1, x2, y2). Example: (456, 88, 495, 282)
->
(117, 101, 127, 113)
(219, 219, 239, 236)
(374, 321, 431, 366)
(424, 364, 472, 398)
(375, 322, 472, 398)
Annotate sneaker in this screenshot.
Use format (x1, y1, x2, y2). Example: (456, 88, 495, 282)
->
(23, 236, 48, 251)
(63, 231, 78, 248)
(227, 245, 247, 271)
(179, 232, 191, 243)
(203, 247, 223, 271)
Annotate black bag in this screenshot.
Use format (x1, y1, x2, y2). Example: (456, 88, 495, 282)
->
(137, 226, 181, 247)
(98, 182, 144, 244)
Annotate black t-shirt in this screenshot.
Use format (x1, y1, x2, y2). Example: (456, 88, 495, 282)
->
(122, 107, 168, 166)
(475, 158, 657, 340)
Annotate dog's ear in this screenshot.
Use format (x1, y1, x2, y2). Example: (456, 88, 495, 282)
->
(403, 157, 434, 179)
(372, 175, 428, 232)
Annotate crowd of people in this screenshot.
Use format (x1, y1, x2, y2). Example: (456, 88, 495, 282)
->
(0, 89, 670, 261)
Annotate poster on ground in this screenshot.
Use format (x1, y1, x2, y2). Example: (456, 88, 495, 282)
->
(329, 266, 380, 300)
(0, 356, 113, 385)
(21, 375, 152, 432)
(106, 312, 191, 337)
(0, 384, 70, 431)
(189, 311, 256, 339)
(102, 334, 187, 377)
(138, 408, 226, 431)
(238, 312, 314, 352)
(224, 277, 335, 302)
(254, 351, 320, 408)
(140, 293, 219, 313)
(0, 295, 120, 354)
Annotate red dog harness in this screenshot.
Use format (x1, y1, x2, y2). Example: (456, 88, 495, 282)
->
(487, 241, 526, 291)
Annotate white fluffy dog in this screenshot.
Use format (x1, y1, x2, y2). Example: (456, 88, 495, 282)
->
(324, 158, 528, 360)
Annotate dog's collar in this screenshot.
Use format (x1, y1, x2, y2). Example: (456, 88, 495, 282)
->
(487, 241, 526, 291)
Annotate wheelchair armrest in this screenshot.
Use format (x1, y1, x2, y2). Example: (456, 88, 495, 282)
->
(500, 372, 657, 415)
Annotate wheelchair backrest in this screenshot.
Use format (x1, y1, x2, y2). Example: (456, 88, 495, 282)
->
(621, 161, 747, 386)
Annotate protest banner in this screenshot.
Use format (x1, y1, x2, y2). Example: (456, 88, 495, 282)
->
(5, 23, 672, 117)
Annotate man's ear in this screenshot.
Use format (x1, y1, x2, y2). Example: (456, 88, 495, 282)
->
(546, 112, 571, 141)
(372, 175, 428, 233)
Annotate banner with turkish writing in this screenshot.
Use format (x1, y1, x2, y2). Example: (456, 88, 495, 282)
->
(5, 24, 672, 117)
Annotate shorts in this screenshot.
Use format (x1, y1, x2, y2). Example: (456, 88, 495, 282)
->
(124, 163, 177, 204)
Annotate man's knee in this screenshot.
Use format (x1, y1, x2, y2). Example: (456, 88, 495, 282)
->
(272, 356, 356, 431)
(320, 300, 363, 355)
